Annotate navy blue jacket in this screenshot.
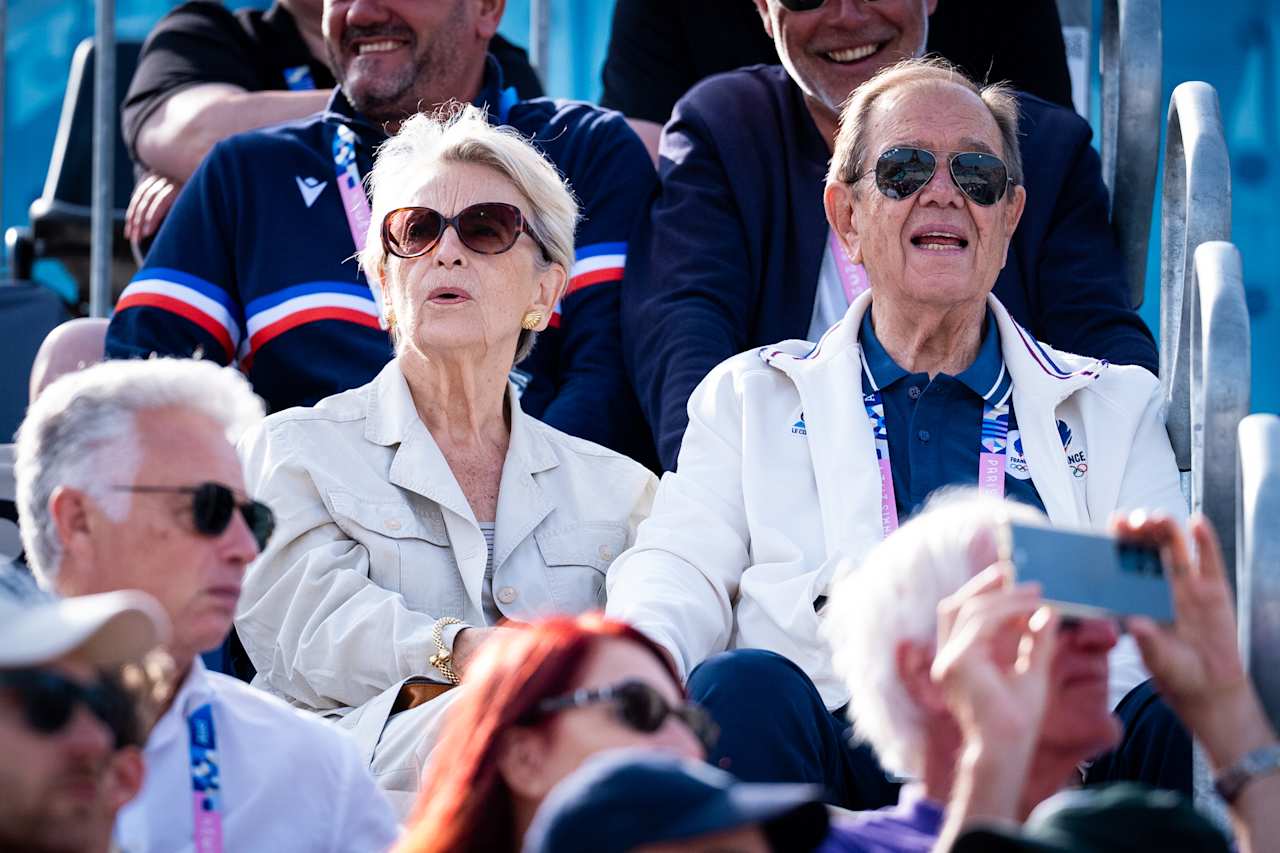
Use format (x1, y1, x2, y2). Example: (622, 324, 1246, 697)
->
(107, 59, 654, 459)
(623, 65, 1158, 470)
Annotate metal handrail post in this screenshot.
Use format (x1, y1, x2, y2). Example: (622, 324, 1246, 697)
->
(1238, 414, 1280, 729)
(529, 0, 549, 87)
(1188, 242, 1250, 583)
(89, 0, 116, 317)
(1100, 0, 1162, 308)
(1160, 82, 1231, 470)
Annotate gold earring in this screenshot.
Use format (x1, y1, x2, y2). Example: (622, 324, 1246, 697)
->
(521, 310, 544, 331)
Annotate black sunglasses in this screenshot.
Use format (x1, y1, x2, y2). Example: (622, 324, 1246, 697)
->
(531, 680, 720, 753)
(381, 202, 550, 260)
(0, 668, 140, 748)
(111, 482, 275, 552)
(860, 146, 1013, 206)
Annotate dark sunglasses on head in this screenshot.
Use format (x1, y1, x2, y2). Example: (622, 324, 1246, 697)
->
(381, 202, 550, 260)
(111, 482, 275, 551)
(530, 679, 720, 753)
(861, 146, 1013, 206)
(0, 668, 140, 748)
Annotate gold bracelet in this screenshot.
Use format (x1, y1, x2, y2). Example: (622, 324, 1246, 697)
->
(428, 617, 465, 685)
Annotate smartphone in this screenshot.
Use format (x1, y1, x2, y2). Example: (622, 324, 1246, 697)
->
(1005, 522, 1173, 622)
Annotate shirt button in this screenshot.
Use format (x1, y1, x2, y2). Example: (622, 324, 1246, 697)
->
(908, 385, 923, 400)
(917, 430, 931, 442)
(598, 545, 614, 561)
(384, 519, 402, 531)
(497, 587, 517, 604)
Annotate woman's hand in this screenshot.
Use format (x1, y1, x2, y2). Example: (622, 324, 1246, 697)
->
(1116, 513, 1274, 769)
(125, 172, 180, 242)
(452, 626, 508, 679)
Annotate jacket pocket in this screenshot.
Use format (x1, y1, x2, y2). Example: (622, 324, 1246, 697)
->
(534, 522, 628, 613)
(328, 491, 450, 597)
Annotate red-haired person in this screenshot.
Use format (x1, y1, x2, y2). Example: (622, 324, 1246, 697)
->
(395, 614, 714, 853)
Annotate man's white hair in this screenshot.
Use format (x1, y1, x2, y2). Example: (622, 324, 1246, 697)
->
(820, 490, 1046, 778)
(14, 358, 264, 585)
(358, 103, 580, 362)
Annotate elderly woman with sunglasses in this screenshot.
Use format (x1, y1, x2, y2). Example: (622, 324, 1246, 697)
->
(605, 58, 1186, 808)
(235, 105, 657, 814)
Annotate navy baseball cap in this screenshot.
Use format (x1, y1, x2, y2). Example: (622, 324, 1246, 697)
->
(521, 749, 830, 853)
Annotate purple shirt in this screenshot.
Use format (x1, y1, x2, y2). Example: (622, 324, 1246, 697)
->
(816, 786, 945, 853)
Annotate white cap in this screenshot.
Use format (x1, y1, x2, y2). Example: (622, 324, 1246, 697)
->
(0, 568, 170, 668)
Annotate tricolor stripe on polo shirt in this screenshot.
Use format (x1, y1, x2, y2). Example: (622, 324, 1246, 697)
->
(115, 269, 242, 360)
(550, 242, 628, 328)
(244, 281, 380, 358)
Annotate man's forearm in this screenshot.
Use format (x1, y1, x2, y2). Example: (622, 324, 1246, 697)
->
(1188, 688, 1279, 853)
(136, 85, 331, 181)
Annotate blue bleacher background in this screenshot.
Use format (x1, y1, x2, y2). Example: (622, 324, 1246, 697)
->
(4, 0, 1276, 411)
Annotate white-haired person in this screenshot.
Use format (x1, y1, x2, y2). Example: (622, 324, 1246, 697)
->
(14, 359, 398, 851)
(604, 57, 1186, 809)
(235, 105, 657, 814)
(818, 494, 1279, 853)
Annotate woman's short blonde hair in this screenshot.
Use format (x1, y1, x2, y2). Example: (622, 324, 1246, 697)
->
(359, 103, 580, 362)
(827, 57, 1023, 192)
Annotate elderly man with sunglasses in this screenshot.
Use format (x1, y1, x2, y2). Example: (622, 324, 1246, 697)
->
(13, 358, 398, 851)
(606, 59, 1187, 810)
(106, 0, 656, 465)
(624, 0, 1158, 473)
(0, 566, 166, 853)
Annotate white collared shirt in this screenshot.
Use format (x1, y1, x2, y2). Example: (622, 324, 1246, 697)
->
(114, 659, 399, 852)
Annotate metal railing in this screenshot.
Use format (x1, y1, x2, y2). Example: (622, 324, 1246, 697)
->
(1055, 0, 1163, 308)
(1161, 82, 1233, 465)
(1163, 241, 1251, 581)
(89, 0, 116, 318)
(1099, 0, 1162, 308)
(529, 0, 551, 88)
(1238, 414, 1280, 729)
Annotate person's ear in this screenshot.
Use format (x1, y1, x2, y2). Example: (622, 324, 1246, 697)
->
(525, 262, 568, 332)
(896, 639, 947, 716)
(109, 746, 146, 810)
(753, 0, 774, 39)
(1000, 184, 1027, 267)
(49, 487, 97, 592)
(823, 181, 863, 265)
(475, 0, 505, 39)
(495, 727, 554, 801)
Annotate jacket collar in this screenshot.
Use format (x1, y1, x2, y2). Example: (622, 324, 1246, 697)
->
(361, 360, 558, 520)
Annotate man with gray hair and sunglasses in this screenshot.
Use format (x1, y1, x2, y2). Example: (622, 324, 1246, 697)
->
(14, 358, 397, 851)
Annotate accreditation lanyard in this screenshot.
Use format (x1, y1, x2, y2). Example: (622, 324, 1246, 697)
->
(862, 384, 1010, 537)
(828, 230, 870, 305)
(331, 125, 371, 253)
(187, 703, 224, 853)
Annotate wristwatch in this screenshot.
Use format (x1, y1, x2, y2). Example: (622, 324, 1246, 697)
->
(428, 617, 465, 685)
(1213, 743, 1280, 803)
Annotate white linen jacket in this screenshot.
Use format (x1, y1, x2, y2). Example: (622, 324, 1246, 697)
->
(606, 292, 1186, 710)
(236, 361, 657, 756)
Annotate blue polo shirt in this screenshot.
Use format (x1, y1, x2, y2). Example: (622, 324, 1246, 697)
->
(858, 310, 1045, 519)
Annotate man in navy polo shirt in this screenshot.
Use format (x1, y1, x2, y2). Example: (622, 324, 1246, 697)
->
(623, 0, 1159, 470)
(107, 0, 654, 462)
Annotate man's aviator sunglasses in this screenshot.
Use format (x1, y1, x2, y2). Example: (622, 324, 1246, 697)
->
(526, 679, 720, 753)
(381, 202, 550, 260)
(858, 147, 1014, 207)
(111, 482, 275, 551)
